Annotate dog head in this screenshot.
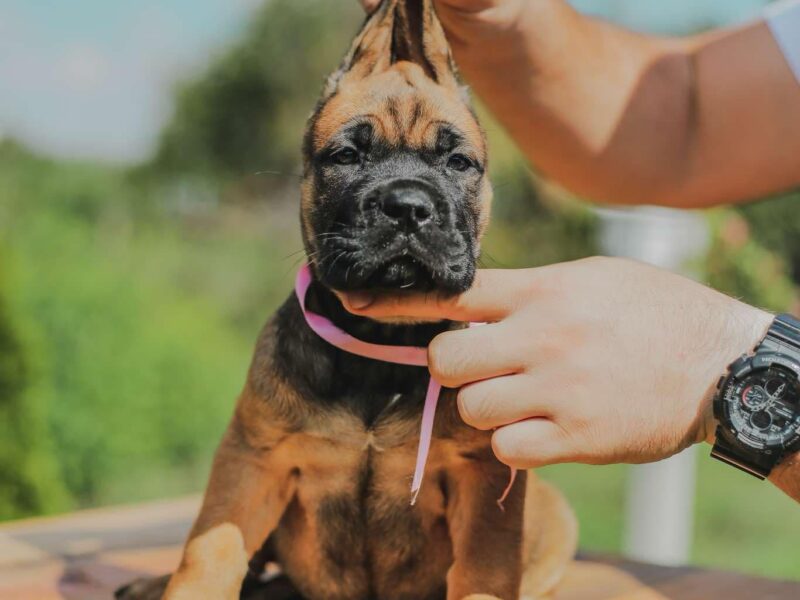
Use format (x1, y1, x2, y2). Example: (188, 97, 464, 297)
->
(301, 0, 491, 302)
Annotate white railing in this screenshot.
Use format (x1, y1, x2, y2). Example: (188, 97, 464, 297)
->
(597, 206, 709, 565)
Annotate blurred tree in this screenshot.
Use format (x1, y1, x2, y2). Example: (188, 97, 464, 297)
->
(482, 163, 598, 269)
(0, 251, 67, 519)
(149, 0, 363, 186)
(739, 192, 800, 284)
(0, 142, 262, 514)
(707, 209, 798, 313)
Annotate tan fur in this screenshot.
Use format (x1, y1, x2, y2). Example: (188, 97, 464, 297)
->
(302, 63, 494, 261)
(161, 379, 576, 599)
(314, 65, 484, 155)
(163, 524, 248, 600)
(521, 477, 579, 598)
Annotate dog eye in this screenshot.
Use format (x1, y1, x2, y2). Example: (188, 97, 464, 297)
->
(331, 148, 361, 166)
(446, 154, 472, 172)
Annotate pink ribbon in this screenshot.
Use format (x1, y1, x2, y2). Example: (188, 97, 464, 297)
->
(295, 264, 516, 507)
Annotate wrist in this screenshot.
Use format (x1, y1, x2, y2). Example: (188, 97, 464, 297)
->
(769, 450, 800, 501)
(699, 303, 773, 446)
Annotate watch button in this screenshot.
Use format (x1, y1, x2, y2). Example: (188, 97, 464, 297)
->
(730, 355, 749, 372)
(716, 376, 725, 390)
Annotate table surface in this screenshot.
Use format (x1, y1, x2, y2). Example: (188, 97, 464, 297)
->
(1, 496, 797, 600)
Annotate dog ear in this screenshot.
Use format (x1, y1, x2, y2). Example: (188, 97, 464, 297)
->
(323, 0, 459, 98)
(391, 0, 459, 87)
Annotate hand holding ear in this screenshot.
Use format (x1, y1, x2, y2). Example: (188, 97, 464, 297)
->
(360, 0, 518, 11)
(359, 1, 527, 31)
(343, 257, 772, 468)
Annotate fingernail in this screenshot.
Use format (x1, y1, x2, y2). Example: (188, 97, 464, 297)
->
(346, 292, 375, 310)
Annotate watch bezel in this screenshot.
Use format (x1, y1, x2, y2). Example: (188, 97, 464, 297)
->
(714, 353, 800, 454)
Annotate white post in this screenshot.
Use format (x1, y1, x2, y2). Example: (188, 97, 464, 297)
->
(597, 206, 709, 566)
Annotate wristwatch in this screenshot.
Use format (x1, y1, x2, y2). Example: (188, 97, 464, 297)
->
(711, 314, 800, 479)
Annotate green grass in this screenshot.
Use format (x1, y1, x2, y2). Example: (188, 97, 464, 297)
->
(693, 453, 800, 579)
(539, 452, 800, 580)
(538, 463, 628, 555)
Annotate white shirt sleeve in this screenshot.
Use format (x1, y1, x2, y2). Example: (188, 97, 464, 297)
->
(766, 0, 800, 84)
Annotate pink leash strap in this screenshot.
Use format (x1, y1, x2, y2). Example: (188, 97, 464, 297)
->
(295, 264, 516, 507)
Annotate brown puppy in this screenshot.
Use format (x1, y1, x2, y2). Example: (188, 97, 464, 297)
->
(117, 1, 576, 599)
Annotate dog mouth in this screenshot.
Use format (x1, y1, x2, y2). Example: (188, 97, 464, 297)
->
(363, 255, 437, 291)
(313, 236, 474, 295)
(310, 181, 478, 296)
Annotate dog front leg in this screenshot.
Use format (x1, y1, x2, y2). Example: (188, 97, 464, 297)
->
(164, 426, 296, 600)
(445, 465, 527, 600)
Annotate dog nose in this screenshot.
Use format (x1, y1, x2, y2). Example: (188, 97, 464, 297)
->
(377, 182, 437, 230)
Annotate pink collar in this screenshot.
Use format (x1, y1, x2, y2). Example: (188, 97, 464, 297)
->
(295, 264, 515, 507)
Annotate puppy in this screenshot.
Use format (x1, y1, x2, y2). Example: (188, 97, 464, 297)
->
(118, 1, 576, 598)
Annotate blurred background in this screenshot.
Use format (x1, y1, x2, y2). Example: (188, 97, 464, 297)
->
(1, 0, 798, 582)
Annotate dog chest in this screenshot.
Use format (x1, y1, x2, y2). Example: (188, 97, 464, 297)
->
(271, 434, 454, 600)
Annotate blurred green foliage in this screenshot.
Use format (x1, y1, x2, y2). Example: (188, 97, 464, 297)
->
(0, 245, 67, 518)
(541, 453, 800, 580)
(706, 209, 797, 313)
(0, 140, 295, 511)
(0, 0, 798, 583)
(740, 191, 800, 283)
(149, 0, 362, 184)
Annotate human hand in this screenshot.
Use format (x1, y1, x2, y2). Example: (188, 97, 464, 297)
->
(358, 0, 528, 46)
(342, 257, 773, 468)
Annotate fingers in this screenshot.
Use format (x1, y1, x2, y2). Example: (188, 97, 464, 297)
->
(358, 0, 502, 14)
(427, 323, 525, 387)
(342, 269, 534, 323)
(492, 419, 571, 469)
(359, 0, 380, 12)
(437, 0, 505, 11)
(457, 374, 552, 430)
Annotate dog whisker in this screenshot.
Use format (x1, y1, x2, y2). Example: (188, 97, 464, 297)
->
(325, 250, 350, 278)
(254, 169, 303, 180)
(480, 250, 508, 268)
(283, 247, 310, 261)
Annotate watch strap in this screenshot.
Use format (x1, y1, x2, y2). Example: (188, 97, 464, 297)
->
(759, 313, 800, 357)
(711, 314, 800, 479)
(710, 426, 781, 480)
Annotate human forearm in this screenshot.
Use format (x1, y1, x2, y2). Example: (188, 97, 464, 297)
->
(681, 21, 800, 207)
(444, 1, 800, 207)
(444, 1, 696, 206)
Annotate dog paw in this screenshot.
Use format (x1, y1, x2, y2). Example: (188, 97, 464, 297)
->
(115, 574, 171, 600)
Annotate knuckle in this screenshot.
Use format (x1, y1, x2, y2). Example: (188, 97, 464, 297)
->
(428, 333, 464, 386)
(581, 255, 606, 266)
(427, 335, 449, 377)
(492, 430, 526, 466)
(456, 386, 493, 429)
(492, 421, 571, 468)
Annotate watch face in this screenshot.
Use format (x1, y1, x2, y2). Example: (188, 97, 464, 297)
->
(722, 364, 800, 450)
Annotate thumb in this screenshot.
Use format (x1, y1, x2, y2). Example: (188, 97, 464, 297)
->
(340, 269, 531, 323)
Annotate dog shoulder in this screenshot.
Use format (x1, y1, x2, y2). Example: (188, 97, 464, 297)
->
(230, 295, 311, 446)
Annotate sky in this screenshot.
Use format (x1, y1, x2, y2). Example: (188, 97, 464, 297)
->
(0, 0, 772, 164)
